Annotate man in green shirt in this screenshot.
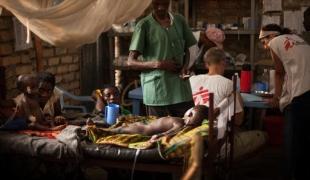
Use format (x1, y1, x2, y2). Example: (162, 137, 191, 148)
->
(127, 0, 197, 117)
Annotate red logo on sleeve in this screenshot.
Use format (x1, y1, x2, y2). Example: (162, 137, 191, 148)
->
(284, 37, 295, 51)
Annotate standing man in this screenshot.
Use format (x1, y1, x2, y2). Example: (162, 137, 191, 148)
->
(127, 0, 197, 117)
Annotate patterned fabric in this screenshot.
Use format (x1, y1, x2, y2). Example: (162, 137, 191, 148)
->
(87, 115, 209, 159)
(162, 122, 209, 159)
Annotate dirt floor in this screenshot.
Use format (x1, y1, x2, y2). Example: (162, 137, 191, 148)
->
(231, 145, 284, 180)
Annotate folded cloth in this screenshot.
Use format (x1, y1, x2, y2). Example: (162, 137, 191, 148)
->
(56, 125, 82, 158)
(206, 27, 225, 49)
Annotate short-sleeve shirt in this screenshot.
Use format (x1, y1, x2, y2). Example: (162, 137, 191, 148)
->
(130, 13, 197, 106)
(268, 34, 310, 110)
(189, 74, 243, 113)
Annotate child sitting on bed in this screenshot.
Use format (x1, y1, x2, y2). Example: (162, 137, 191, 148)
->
(37, 71, 67, 126)
(87, 105, 208, 142)
(14, 74, 66, 131)
(91, 85, 131, 115)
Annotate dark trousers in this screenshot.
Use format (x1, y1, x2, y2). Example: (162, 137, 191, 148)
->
(283, 90, 310, 180)
(146, 100, 194, 117)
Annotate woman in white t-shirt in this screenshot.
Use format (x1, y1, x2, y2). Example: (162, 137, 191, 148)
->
(259, 24, 310, 180)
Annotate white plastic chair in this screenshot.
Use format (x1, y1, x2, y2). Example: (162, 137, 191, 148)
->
(55, 86, 94, 113)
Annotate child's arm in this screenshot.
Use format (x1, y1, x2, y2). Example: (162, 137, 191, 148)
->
(28, 121, 66, 131)
(91, 89, 105, 112)
(95, 98, 105, 112)
(150, 122, 183, 142)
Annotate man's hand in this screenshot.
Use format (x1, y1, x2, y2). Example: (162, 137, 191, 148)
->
(179, 67, 191, 80)
(156, 60, 179, 73)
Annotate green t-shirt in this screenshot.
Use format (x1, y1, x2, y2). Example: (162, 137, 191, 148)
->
(129, 13, 197, 106)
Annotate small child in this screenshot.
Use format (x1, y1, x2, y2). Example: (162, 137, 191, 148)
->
(14, 74, 66, 131)
(37, 71, 67, 126)
(88, 105, 208, 142)
(91, 85, 131, 115)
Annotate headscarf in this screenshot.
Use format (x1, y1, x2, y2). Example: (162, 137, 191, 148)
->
(258, 30, 280, 40)
(205, 27, 225, 49)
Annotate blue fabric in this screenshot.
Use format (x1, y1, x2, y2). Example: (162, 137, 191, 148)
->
(0, 117, 27, 130)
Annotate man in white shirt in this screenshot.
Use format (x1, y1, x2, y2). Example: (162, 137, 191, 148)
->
(190, 47, 244, 125)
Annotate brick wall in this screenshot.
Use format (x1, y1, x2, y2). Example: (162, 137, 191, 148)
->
(194, 0, 252, 26)
(0, 10, 81, 99)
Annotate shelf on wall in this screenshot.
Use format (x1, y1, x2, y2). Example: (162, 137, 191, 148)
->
(224, 30, 258, 35)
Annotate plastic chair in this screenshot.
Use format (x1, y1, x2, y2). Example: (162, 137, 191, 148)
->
(55, 86, 94, 113)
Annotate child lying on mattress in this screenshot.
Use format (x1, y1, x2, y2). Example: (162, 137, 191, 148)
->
(87, 105, 208, 142)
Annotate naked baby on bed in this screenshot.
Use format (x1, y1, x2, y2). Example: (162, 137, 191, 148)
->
(88, 105, 208, 142)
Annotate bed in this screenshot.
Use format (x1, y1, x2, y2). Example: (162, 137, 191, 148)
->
(0, 85, 238, 180)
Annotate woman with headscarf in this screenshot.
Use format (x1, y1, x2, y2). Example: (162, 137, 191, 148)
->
(188, 27, 225, 69)
(259, 24, 310, 180)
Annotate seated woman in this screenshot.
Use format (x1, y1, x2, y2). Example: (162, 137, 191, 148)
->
(91, 85, 131, 115)
(88, 105, 208, 142)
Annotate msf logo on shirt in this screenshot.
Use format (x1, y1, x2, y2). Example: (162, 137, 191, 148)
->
(192, 86, 209, 105)
(283, 36, 306, 51)
(284, 37, 295, 51)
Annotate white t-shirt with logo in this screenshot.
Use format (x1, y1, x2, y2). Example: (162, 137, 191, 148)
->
(268, 34, 310, 110)
(189, 74, 243, 113)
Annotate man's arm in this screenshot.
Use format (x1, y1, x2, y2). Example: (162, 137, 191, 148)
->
(127, 50, 179, 72)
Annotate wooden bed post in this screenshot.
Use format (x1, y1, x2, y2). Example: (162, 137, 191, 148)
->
(204, 92, 216, 179)
(33, 34, 44, 72)
(228, 74, 237, 177)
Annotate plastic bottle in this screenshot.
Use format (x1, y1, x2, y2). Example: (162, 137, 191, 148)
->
(232, 73, 240, 91)
(240, 64, 252, 93)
